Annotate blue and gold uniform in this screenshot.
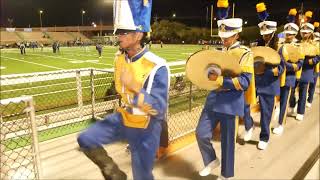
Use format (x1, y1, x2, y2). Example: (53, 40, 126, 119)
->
(244, 3, 284, 148)
(77, 1, 170, 179)
(197, 2, 247, 178)
(292, 21, 319, 121)
(273, 10, 304, 132)
(245, 39, 285, 146)
(277, 43, 304, 126)
(196, 5, 255, 175)
(307, 23, 320, 106)
(78, 48, 170, 180)
(196, 40, 254, 178)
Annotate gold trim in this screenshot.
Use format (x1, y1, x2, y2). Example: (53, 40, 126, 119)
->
(292, 64, 298, 71)
(283, 88, 292, 125)
(117, 107, 150, 129)
(241, 66, 254, 73)
(235, 116, 239, 144)
(309, 59, 314, 65)
(270, 97, 277, 133)
(272, 68, 279, 76)
(216, 76, 224, 86)
(137, 93, 145, 107)
(143, 0, 148, 6)
(232, 78, 243, 90)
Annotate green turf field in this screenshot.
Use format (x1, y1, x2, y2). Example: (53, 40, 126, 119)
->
(0, 44, 208, 151)
(0, 44, 205, 75)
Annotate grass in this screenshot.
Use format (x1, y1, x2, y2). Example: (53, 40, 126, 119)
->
(4, 119, 94, 151)
(0, 44, 208, 150)
(0, 44, 204, 75)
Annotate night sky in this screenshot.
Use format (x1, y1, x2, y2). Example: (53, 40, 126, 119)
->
(1, 0, 319, 28)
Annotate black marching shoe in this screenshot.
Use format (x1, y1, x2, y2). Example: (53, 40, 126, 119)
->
(82, 148, 127, 180)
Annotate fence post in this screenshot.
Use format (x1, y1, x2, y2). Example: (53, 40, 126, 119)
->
(90, 69, 96, 119)
(189, 82, 192, 112)
(27, 98, 42, 179)
(76, 70, 83, 119)
(118, 95, 122, 107)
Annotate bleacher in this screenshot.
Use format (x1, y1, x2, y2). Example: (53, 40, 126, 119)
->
(0, 31, 92, 45)
(70, 32, 91, 42)
(0, 31, 21, 45)
(19, 32, 51, 44)
(46, 32, 74, 42)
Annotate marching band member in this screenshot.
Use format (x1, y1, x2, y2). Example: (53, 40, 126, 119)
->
(306, 22, 320, 108)
(243, 2, 285, 150)
(196, 0, 255, 179)
(273, 9, 304, 134)
(77, 0, 170, 179)
(289, 11, 319, 121)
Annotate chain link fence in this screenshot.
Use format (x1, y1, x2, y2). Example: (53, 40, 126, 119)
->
(0, 69, 117, 145)
(0, 67, 209, 143)
(0, 96, 41, 180)
(167, 73, 208, 141)
(0, 66, 209, 178)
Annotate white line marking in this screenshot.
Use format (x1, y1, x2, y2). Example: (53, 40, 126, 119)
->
(1, 56, 63, 70)
(0, 66, 6, 70)
(167, 60, 185, 66)
(69, 60, 100, 64)
(28, 53, 112, 66)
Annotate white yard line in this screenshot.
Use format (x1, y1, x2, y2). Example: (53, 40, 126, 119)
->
(1, 56, 64, 70)
(28, 53, 112, 67)
(171, 67, 185, 71)
(167, 60, 185, 66)
(0, 68, 114, 85)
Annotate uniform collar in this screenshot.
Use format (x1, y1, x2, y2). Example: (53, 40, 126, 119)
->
(284, 41, 296, 45)
(125, 47, 148, 62)
(227, 41, 240, 50)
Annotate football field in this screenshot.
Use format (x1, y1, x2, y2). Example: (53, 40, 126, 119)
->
(0, 44, 205, 75)
(0, 44, 208, 150)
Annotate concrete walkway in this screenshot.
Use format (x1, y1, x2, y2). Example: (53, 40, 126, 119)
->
(39, 92, 319, 180)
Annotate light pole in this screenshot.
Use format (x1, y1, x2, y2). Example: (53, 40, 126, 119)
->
(39, 10, 43, 28)
(81, 10, 86, 26)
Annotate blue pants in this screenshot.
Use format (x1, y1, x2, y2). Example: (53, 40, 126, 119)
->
(297, 82, 309, 115)
(196, 110, 236, 178)
(308, 76, 318, 103)
(279, 86, 291, 125)
(289, 80, 299, 108)
(77, 113, 162, 180)
(243, 104, 254, 131)
(258, 94, 275, 142)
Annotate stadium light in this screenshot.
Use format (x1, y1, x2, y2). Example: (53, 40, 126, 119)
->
(172, 13, 176, 18)
(81, 10, 86, 26)
(39, 10, 44, 28)
(92, 22, 97, 28)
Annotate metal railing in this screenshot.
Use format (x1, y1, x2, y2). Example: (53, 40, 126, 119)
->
(0, 67, 208, 141)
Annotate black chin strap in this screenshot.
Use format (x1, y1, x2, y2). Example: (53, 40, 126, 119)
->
(265, 32, 275, 47)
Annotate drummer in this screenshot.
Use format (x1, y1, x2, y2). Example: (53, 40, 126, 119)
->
(195, 0, 255, 178)
(243, 2, 285, 150)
